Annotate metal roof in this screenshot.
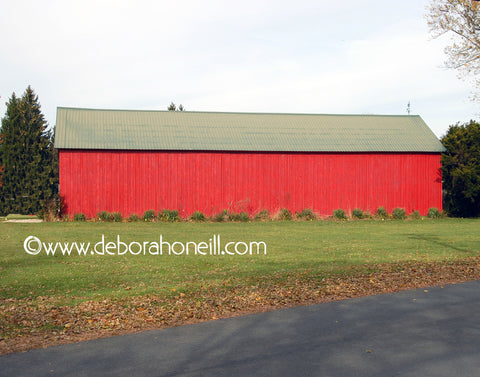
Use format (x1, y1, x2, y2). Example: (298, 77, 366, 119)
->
(54, 107, 445, 152)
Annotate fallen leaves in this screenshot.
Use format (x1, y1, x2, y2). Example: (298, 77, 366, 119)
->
(1, 256, 480, 355)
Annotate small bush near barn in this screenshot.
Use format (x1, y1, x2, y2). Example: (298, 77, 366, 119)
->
(158, 209, 179, 222)
(375, 207, 388, 219)
(274, 208, 293, 221)
(129, 214, 140, 222)
(333, 209, 348, 220)
(38, 195, 63, 222)
(112, 212, 123, 222)
(296, 208, 316, 221)
(254, 209, 270, 221)
(190, 211, 206, 222)
(228, 212, 250, 222)
(142, 210, 156, 222)
(410, 210, 421, 219)
(98, 211, 112, 222)
(363, 211, 373, 219)
(228, 212, 241, 221)
(352, 208, 364, 219)
(427, 207, 441, 219)
(73, 213, 86, 222)
(392, 207, 406, 220)
(212, 210, 229, 222)
(239, 212, 250, 222)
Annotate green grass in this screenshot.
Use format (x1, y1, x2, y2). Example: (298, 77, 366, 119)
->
(1, 219, 479, 305)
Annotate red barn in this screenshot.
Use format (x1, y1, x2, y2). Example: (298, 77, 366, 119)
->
(54, 108, 445, 218)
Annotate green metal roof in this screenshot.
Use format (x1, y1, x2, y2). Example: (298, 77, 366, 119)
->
(54, 107, 445, 152)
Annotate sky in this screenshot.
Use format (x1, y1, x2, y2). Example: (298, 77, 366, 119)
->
(1, 0, 479, 137)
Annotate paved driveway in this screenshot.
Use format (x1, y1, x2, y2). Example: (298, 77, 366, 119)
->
(2, 281, 480, 377)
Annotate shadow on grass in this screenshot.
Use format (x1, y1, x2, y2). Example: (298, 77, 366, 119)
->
(406, 234, 473, 254)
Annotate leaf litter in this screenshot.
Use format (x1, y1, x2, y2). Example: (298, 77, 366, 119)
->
(1, 257, 480, 355)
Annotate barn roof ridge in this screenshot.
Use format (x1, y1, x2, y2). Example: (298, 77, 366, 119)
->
(55, 107, 445, 153)
(56, 106, 422, 118)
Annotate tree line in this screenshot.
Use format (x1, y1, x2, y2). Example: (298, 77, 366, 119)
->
(1, 87, 479, 217)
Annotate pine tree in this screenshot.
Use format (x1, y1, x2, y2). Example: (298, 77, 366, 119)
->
(167, 102, 185, 111)
(0, 86, 58, 215)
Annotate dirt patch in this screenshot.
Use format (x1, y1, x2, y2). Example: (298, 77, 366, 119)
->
(1, 257, 480, 356)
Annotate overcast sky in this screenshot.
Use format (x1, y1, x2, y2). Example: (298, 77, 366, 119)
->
(1, 0, 479, 137)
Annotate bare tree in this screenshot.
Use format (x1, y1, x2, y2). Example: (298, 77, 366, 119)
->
(427, 0, 480, 98)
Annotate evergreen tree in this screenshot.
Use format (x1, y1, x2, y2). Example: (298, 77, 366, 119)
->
(167, 102, 185, 111)
(441, 120, 480, 217)
(0, 86, 58, 215)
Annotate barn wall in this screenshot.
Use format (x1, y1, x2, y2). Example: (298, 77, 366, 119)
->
(59, 150, 443, 218)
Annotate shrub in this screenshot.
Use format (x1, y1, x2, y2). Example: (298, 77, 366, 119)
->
(229, 212, 241, 221)
(190, 211, 206, 222)
(112, 212, 123, 222)
(277, 208, 292, 221)
(73, 213, 86, 222)
(213, 210, 228, 222)
(296, 208, 316, 221)
(254, 209, 270, 221)
(129, 214, 140, 222)
(333, 209, 348, 220)
(409, 210, 420, 219)
(427, 207, 441, 219)
(352, 208, 364, 219)
(363, 211, 373, 219)
(98, 211, 112, 222)
(392, 207, 406, 220)
(142, 209, 156, 222)
(38, 195, 63, 221)
(409, 210, 421, 219)
(375, 207, 388, 219)
(239, 212, 250, 222)
(159, 209, 179, 222)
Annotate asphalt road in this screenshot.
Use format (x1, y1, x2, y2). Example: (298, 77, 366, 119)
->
(2, 281, 480, 377)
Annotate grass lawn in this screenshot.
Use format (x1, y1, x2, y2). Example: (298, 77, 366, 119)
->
(1, 218, 480, 354)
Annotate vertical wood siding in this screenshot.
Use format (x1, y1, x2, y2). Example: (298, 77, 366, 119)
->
(59, 150, 443, 218)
